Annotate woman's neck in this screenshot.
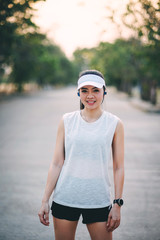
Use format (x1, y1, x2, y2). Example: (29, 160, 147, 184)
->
(81, 107, 103, 123)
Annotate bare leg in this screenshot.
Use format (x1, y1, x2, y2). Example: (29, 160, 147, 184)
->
(53, 217, 78, 240)
(87, 222, 112, 240)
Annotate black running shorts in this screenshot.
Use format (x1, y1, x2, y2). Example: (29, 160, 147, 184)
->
(51, 201, 112, 224)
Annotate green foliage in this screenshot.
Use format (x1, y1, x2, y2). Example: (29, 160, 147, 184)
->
(73, 38, 143, 95)
(0, 0, 75, 91)
(0, 0, 41, 65)
(35, 41, 75, 86)
(8, 32, 75, 90)
(72, 0, 160, 103)
(122, 0, 160, 103)
(123, 0, 160, 44)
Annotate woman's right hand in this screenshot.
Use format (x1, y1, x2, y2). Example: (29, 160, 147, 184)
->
(38, 201, 50, 226)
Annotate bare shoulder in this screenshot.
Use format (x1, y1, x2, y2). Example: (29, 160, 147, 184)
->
(115, 119, 124, 133)
(55, 117, 65, 142)
(56, 117, 65, 134)
(112, 119, 124, 152)
(58, 117, 64, 130)
(114, 119, 124, 140)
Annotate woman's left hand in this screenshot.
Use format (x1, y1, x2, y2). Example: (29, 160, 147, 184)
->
(106, 204, 121, 232)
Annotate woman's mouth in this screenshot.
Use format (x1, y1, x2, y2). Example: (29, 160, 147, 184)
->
(87, 101, 96, 106)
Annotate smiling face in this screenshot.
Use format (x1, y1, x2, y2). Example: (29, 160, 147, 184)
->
(79, 85, 104, 110)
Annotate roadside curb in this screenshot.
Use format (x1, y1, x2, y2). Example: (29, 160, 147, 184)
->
(111, 87, 160, 114)
(129, 97, 160, 114)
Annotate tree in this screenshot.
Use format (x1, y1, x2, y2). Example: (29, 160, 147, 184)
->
(0, 0, 76, 91)
(122, 0, 160, 103)
(73, 48, 95, 73)
(91, 39, 144, 94)
(123, 0, 160, 43)
(0, 0, 44, 66)
(73, 39, 143, 94)
(9, 32, 45, 91)
(35, 40, 75, 86)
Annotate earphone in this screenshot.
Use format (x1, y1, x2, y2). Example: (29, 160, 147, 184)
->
(104, 91, 107, 95)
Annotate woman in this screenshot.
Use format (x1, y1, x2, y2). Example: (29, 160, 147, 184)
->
(38, 70, 124, 240)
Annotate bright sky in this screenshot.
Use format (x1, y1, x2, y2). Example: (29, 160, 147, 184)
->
(34, 0, 131, 58)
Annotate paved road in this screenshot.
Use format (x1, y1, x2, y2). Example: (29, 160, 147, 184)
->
(0, 87, 160, 240)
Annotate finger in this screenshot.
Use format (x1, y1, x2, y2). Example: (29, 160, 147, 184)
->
(114, 220, 120, 230)
(38, 213, 45, 225)
(45, 212, 50, 225)
(108, 220, 120, 232)
(38, 213, 49, 226)
(106, 214, 112, 227)
(107, 220, 116, 232)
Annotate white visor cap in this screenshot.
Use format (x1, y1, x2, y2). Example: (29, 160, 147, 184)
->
(77, 74, 105, 90)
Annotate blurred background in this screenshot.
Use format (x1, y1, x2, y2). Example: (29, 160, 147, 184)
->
(0, 1, 160, 240)
(0, 0, 160, 104)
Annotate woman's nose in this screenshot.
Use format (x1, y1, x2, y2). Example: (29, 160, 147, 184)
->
(87, 92, 94, 98)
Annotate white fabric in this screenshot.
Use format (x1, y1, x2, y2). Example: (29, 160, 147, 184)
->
(77, 74, 105, 89)
(53, 110, 119, 208)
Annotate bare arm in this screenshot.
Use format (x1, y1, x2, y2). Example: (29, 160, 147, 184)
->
(107, 120, 124, 232)
(112, 120, 124, 200)
(38, 118, 65, 226)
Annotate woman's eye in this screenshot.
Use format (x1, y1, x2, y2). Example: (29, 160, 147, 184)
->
(81, 90, 87, 93)
(93, 89, 99, 92)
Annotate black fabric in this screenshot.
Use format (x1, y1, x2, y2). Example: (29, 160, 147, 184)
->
(51, 201, 112, 224)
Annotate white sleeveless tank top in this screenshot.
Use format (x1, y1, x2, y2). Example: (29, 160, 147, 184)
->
(53, 110, 119, 208)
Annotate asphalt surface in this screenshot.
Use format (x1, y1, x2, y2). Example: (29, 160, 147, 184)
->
(0, 87, 160, 240)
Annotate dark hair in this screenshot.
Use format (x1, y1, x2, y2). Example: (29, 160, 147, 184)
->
(79, 69, 104, 79)
(78, 70, 106, 110)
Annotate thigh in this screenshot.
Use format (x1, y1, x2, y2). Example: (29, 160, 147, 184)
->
(87, 222, 112, 240)
(53, 217, 78, 240)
